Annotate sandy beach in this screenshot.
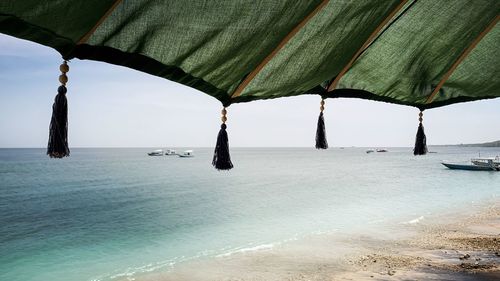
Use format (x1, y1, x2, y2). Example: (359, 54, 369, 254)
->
(137, 202, 499, 281)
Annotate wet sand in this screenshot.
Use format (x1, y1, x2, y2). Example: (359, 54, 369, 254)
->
(137, 203, 499, 281)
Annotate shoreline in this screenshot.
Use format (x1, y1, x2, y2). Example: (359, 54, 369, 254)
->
(134, 201, 499, 281)
(337, 203, 499, 280)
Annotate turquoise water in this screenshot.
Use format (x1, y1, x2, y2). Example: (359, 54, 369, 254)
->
(0, 147, 499, 281)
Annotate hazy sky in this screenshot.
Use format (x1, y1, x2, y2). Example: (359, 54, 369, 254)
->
(1, 34, 499, 148)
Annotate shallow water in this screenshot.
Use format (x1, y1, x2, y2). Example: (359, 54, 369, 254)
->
(0, 147, 498, 281)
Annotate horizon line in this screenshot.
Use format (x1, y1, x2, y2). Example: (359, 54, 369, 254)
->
(0, 145, 488, 149)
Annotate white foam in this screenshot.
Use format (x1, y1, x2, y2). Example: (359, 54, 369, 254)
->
(216, 243, 275, 257)
(403, 216, 424, 224)
(102, 257, 184, 281)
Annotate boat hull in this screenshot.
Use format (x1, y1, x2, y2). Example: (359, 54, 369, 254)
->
(442, 162, 498, 171)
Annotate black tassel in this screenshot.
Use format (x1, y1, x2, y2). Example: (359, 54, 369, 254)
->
(213, 123, 233, 170)
(47, 85, 70, 158)
(413, 111, 427, 155)
(212, 108, 233, 170)
(47, 61, 70, 158)
(315, 99, 328, 149)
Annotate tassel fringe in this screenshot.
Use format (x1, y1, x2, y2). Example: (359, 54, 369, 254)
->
(413, 111, 427, 155)
(315, 112, 328, 149)
(213, 124, 233, 170)
(47, 85, 70, 158)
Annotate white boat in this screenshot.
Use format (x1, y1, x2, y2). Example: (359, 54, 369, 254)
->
(165, 149, 177, 156)
(178, 150, 194, 158)
(148, 149, 164, 156)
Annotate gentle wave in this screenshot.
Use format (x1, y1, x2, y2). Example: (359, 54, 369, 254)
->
(403, 216, 425, 224)
(94, 230, 342, 280)
(216, 243, 275, 258)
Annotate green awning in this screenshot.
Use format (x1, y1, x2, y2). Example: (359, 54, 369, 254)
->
(1, 0, 499, 109)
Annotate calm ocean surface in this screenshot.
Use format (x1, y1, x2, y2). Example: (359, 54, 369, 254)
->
(0, 147, 499, 281)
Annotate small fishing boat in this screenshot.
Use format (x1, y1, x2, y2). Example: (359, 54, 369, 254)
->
(148, 149, 164, 156)
(165, 149, 177, 156)
(178, 150, 194, 158)
(376, 149, 388, 152)
(366, 149, 375, 154)
(442, 157, 499, 171)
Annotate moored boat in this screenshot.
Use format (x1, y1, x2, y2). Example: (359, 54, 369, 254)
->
(148, 149, 164, 156)
(165, 149, 177, 156)
(442, 157, 499, 171)
(178, 150, 194, 158)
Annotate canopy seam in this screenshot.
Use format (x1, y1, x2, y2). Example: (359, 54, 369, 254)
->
(77, 0, 124, 45)
(327, 0, 410, 92)
(230, 0, 330, 99)
(425, 15, 499, 104)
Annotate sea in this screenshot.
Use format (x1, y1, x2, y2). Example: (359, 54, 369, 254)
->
(0, 147, 499, 281)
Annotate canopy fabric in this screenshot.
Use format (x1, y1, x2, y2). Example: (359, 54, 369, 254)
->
(1, 0, 499, 110)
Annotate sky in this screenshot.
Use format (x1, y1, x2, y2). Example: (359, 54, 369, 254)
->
(0, 34, 499, 148)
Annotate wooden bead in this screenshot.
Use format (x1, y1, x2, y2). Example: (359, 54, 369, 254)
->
(419, 112, 423, 117)
(320, 100, 325, 106)
(221, 108, 227, 116)
(419, 117, 423, 122)
(320, 106, 324, 111)
(60, 63, 69, 73)
(59, 74, 68, 84)
(221, 116, 227, 123)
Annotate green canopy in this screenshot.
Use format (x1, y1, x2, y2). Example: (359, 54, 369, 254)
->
(1, 0, 499, 109)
